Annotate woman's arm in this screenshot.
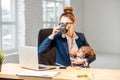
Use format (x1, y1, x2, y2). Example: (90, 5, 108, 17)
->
(38, 37, 54, 53)
(72, 55, 96, 67)
(86, 53, 96, 64)
(39, 26, 60, 53)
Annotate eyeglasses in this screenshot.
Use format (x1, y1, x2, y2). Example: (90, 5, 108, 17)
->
(58, 22, 73, 25)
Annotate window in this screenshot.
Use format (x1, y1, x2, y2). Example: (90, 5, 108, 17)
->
(42, 0, 70, 28)
(1, 0, 17, 52)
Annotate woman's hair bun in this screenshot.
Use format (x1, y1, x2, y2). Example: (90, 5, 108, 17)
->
(64, 7, 73, 13)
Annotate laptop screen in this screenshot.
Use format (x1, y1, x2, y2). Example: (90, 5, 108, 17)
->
(19, 46, 39, 70)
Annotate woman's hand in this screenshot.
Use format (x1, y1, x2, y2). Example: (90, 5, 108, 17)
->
(51, 26, 60, 35)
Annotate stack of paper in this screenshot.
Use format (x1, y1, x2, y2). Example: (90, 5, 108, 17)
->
(16, 70, 60, 78)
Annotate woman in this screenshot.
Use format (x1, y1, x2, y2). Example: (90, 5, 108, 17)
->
(39, 7, 96, 67)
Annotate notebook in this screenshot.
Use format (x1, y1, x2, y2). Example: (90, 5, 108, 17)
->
(18, 46, 56, 70)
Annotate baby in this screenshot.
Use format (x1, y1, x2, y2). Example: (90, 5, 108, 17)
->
(72, 46, 95, 67)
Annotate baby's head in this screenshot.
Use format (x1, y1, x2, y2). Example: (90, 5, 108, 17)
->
(78, 46, 94, 58)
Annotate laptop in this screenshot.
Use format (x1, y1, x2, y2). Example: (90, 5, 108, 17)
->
(19, 46, 56, 70)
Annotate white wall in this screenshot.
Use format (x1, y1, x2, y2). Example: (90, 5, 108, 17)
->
(84, 0, 120, 53)
(17, 0, 25, 48)
(25, 0, 42, 46)
(71, 0, 84, 33)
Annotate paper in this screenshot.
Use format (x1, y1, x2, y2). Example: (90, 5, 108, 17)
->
(16, 70, 60, 78)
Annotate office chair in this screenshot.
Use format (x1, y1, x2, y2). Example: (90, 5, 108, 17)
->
(38, 28, 56, 65)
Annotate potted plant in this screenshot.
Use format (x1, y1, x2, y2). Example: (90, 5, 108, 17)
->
(0, 51, 4, 72)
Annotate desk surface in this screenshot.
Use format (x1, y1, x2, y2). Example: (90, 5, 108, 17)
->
(0, 63, 120, 80)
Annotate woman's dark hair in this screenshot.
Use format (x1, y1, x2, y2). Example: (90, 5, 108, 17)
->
(60, 7, 75, 23)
